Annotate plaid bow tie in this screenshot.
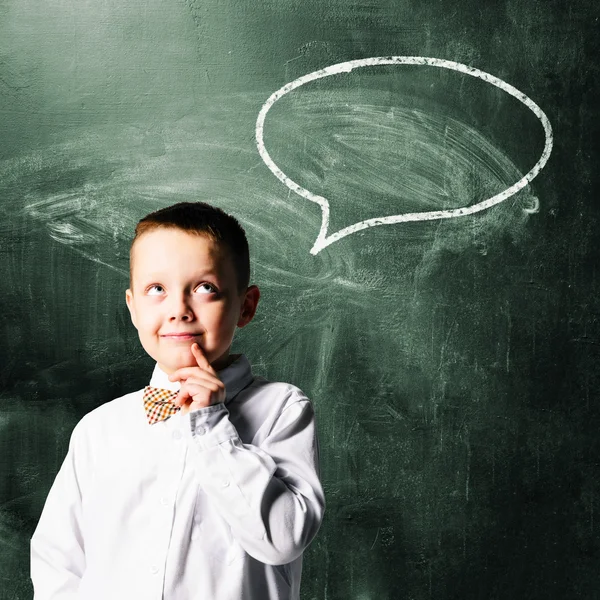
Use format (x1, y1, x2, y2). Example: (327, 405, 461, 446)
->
(143, 386, 180, 425)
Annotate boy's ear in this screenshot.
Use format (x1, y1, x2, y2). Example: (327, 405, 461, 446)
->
(125, 288, 138, 329)
(237, 285, 260, 328)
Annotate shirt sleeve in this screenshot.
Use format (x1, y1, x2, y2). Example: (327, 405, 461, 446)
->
(30, 421, 87, 599)
(184, 392, 325, 566)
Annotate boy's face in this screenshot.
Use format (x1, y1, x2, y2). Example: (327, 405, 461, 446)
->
(125, 227, 259, 374)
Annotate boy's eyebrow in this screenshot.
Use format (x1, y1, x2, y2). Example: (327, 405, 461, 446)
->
(139, 269, 220, 280)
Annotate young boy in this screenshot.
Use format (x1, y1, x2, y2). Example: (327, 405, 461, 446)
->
(30, 201, 325, 599)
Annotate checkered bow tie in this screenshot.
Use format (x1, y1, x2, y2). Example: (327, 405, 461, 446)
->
(143, 386, 180, 425)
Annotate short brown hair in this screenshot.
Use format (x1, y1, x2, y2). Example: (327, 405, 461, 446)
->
(129, 202, 250, 292)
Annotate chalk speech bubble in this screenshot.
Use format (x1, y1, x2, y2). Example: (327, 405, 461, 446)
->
(255, 56, 553, 255)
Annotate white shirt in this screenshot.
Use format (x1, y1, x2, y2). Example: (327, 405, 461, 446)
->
(30, 355, 325, 600)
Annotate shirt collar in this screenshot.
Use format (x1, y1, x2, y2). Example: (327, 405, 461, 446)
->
(149, 354, 254, 405)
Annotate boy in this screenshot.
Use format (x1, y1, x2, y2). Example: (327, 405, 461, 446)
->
(30, 201, 325, 599)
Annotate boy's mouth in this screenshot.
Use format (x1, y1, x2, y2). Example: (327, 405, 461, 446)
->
(161, 333, 203, 340)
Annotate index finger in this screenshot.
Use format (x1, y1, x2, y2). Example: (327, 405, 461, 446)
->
(191, 342, 214, 373)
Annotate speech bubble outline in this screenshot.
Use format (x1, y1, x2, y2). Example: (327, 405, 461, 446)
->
(255, 56, 554, 255)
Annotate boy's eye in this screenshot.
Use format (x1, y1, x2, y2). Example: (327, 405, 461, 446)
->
(146, 285, 165, 295)
(195, 283, 216, 294)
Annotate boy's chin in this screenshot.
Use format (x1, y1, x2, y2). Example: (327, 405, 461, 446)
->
(158, 348, 201, 374)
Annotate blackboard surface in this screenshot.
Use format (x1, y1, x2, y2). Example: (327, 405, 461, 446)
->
(1, 0, 599, 598)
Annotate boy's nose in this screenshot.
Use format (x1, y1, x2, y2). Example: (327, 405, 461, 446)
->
(168, 294, 195, 322)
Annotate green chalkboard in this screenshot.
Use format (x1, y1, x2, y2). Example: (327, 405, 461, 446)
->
(1, 0, 599, 598)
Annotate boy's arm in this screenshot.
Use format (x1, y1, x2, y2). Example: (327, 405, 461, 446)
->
(184, 393, 325, 566)
(30, 422, 86, 599)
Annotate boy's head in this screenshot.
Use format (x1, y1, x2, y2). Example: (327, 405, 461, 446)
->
(125, 202, 260, 374)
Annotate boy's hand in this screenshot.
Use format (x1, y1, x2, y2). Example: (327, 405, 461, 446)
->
(168, 343, 226, 414)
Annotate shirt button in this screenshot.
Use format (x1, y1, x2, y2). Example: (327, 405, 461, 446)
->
(150, 565, 159, 575)
(195, 426, 206, 435)
(221, 479, 230, 488)
(172, 430, 182, 440)
(160, 496, 169, 506)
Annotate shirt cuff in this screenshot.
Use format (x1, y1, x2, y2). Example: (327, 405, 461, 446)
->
(186, 403, 239, 449)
